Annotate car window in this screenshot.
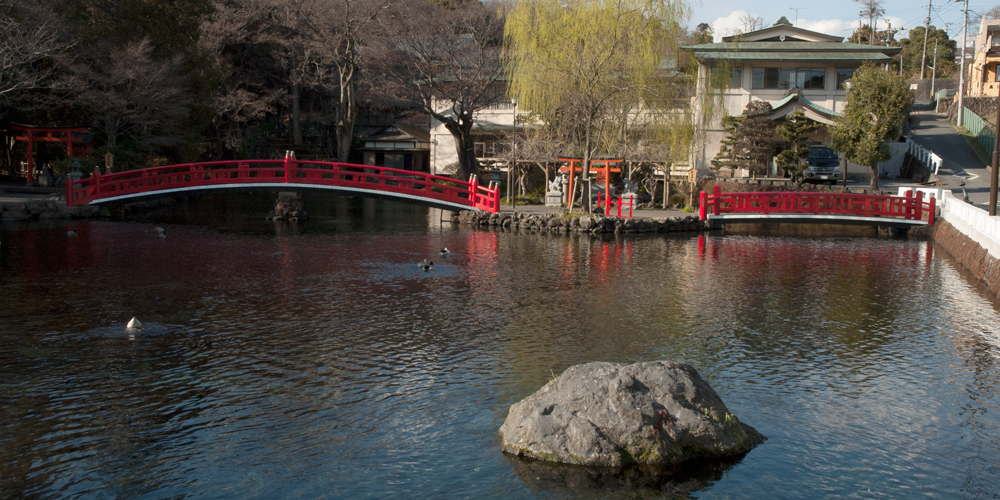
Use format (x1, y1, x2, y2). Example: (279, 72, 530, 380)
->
(809, 147, 837, 159)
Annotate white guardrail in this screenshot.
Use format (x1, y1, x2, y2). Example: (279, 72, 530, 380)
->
(904, 136, 943, 175)
(899, 187, 1000, 258)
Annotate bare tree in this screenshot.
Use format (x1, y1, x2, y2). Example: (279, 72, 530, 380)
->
(738, 14, 765, 35)
(854, 0, 885, 45)
(199, 0, 286, 155)
(977, 5, 1000, 20)
(0, 0, 72, 114)
(74, 40, 190, 152)
(386, 0, 506, 179)
(274, 0, 395, 160)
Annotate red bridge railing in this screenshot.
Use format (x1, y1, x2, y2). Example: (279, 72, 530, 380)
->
(698, 185, 935, 225)
(65, 153, 500, 213)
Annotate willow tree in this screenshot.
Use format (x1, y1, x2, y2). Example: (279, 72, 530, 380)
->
(504, 0, 689, 212)
(830, 64, 911, 191)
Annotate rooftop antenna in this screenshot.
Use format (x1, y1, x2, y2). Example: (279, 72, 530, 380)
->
(789, 7, 806, 26)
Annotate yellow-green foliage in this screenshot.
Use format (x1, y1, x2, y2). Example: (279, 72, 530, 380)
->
(503, 0, 692, 161)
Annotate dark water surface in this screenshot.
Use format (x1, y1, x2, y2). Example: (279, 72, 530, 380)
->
(1, 196, 999, 499)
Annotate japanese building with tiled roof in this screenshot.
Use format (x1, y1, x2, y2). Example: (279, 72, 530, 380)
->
(682, 17, 900, 174)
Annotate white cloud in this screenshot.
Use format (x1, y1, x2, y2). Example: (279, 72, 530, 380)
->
(711, 11, 754, 41)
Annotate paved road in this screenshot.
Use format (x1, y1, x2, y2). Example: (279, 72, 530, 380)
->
(908, 110, 995, 209)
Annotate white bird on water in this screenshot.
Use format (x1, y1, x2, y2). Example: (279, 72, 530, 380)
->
(126, 317, 142, 340)
(440, 247, 450, 256)
(66, 230, 78, 237)
(126, 317, 142, 330)
(418, 259, 434, 268)
(422, 264, 434, 272)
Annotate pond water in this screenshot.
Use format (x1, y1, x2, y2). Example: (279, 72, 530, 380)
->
(1, 195, 998, 499)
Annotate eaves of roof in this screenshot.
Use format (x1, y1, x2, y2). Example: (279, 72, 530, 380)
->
(683, 42, 900, 52)
(767, 94, 842, 124)
(691, 52, 895, 62)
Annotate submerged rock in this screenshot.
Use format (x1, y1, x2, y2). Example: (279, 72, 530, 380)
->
(498, 361, 764, 467)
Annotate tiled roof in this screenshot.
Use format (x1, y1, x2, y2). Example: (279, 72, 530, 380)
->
(682, 42, 900, 62)
(768, 94, 842, 119)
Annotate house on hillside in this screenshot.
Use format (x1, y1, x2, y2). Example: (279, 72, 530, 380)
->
(967, 16, 1000, 97)
(682, 17, 901, 175)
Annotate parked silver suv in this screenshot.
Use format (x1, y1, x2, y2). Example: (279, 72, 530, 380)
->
(803, 146, 841, 184)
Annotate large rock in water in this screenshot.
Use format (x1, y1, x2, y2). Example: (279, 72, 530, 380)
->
(498, 361, 765, 467)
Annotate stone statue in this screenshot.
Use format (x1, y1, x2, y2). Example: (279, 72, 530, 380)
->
(547, 178, 562, 195)
(621, 178, 637, 194)
(546, 177, 564, 207)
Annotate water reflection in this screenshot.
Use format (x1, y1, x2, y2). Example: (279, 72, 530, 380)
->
(1, 197, 999, 498)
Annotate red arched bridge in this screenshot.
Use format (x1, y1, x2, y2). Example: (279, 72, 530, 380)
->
(65, 154, 501, 213)
(699, 186, 936, 228)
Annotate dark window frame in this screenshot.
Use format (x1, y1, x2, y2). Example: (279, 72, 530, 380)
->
(752, 67, 826, 90)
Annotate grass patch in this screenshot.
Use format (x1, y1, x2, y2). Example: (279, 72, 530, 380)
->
(955, 125, 992, 169)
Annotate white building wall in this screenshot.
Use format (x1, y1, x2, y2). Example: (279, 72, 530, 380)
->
(694, 61, 851, 172)
(428, 101, 517, 176)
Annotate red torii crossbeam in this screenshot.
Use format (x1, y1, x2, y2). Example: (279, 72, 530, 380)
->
(13, 125, 90, 184)
(558, 157, 621, 209)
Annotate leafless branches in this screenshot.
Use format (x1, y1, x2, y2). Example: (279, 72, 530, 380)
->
(0, 0, 72, 111)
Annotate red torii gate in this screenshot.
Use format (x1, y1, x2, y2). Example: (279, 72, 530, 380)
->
(13, 125, 90, 184)
(558, 157, 622, 208)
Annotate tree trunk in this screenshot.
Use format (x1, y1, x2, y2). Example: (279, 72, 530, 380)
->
(869, 164, 879, 191)
(335, 64, 359, 163)
(292, 81, 302, 147)
(582, 121, 594, 213)
(442, 116, 478, 180)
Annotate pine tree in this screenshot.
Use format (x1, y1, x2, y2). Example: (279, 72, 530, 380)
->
(712, 100, 775, 176)
(711, 115, 741, 171)
(735, 100, 775, 177)
(775, 110, 820, 179)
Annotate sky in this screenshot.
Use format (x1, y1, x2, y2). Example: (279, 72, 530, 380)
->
(691, 0, 1000, 44)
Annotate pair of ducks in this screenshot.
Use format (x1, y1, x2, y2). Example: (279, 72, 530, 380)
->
(418, 248, 450, 272)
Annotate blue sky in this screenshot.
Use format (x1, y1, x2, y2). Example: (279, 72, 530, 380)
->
(691, 0, 1000, 43)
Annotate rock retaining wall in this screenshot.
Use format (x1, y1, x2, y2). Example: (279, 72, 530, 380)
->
(457, 210, 708, 234)
(913, 220, 1000, 298)
(0, 199, 99, 221)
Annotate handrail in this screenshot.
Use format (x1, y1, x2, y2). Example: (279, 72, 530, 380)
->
(699, 185, 935, 225)
(65, 154, 501, 213)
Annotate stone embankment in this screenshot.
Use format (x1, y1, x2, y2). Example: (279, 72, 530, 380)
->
(0, 198, 99, 221)
(457, 210, 708, 234)
(913, 220, 1000, 297)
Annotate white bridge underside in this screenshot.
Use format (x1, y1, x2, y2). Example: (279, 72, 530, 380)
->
(709, 213, 929, 228)
(87, 182, 480, 212)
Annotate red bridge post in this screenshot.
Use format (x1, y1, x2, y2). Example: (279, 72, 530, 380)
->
(928, 196, 936, 226)
(699, 191, 707, 220)
(712, 185, 721, 216)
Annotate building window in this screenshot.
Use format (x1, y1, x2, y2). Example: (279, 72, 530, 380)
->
(836, 68, 856, 90)
(995, 65, 1000, 82)
(711, 66, 743, 87)
(752, 67, 825, 89)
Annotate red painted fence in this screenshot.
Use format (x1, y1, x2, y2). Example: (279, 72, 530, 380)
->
(698, 185, 935, 225)
(66, 153, 500, 213)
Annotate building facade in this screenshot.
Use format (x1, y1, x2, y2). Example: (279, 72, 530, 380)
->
(967, 16, 1000, 98)
(682, 19, 900, 173)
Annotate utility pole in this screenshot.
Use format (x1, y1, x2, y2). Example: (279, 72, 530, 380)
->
(922, 0, 932, 79)
(958, 0, 969, 127)
(930, 39, 938, 104)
